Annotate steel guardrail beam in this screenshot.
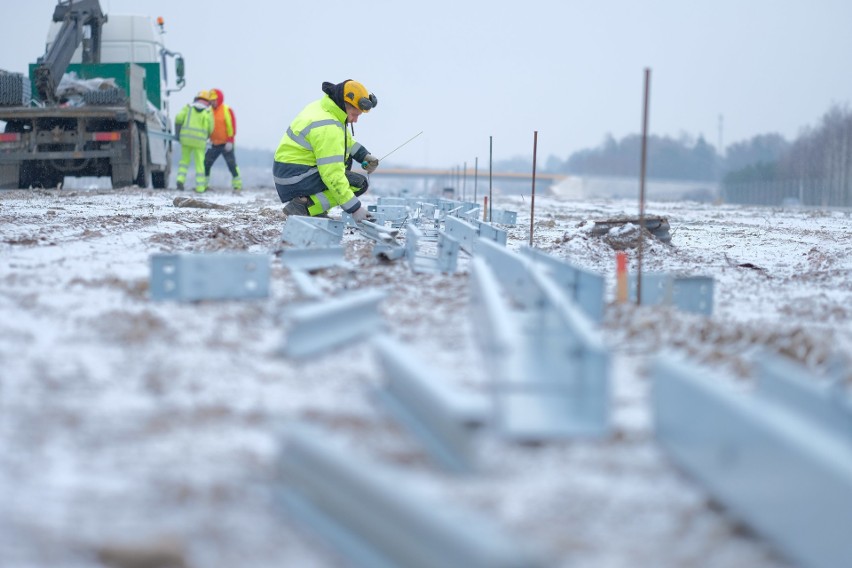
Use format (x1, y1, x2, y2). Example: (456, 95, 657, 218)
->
(371, 335, 489, 473)
(469, 256, 609, 440)
(444, 217, 506, 254)
(280, 288, 386, 359)
(757, 354, 852, 445)
(519, 246, 606, 323)
(652, 354, 852, 568)
(276, 424, 545, 568)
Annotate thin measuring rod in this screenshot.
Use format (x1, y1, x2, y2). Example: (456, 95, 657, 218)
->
(377, 131, 424, 162)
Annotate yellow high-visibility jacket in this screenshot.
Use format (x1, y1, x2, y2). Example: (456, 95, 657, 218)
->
(175, 104, 213, 149)
(274, 95, 369, 212)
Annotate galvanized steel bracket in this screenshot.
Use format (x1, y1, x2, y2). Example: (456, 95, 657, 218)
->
(629, 273, 714, 315)
(281, 216, 343, 248)
(405, 225, 460, 274)
(150, 253, 270, 301)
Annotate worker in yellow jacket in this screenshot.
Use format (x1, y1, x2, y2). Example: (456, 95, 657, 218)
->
(175, 90, 214, 192)
(205, 88, 242, 191)
(273, 79, 379, 221)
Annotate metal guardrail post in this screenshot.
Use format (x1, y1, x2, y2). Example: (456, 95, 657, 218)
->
(150, 253, 270, 301)
(277, 425, 545, 568)
(652, 354, 852, 568)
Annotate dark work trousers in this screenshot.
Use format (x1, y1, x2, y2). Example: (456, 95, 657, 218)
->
(204, 144, 239, 178)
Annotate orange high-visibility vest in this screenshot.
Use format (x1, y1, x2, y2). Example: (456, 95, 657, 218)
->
(210, 104, 236, 145)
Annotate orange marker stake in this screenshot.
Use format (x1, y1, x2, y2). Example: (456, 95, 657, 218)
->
(616, 251, 628, 303)
(483, 196, 488, 221)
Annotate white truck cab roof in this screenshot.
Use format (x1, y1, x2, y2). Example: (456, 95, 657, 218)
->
(46, 14, 163, 65)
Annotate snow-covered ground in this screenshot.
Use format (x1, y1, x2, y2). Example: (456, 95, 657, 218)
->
(1, 182, 850, 568)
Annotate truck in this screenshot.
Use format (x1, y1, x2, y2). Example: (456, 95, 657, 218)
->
(0, 0, 185, 189)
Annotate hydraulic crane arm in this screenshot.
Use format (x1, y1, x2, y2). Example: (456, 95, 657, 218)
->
(34, 0, 105, 104)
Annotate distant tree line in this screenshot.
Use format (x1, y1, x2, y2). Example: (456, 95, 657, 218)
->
(509, 131, 792, 183)
(489, 103, 852, 207)
(722, 104, 852, 206)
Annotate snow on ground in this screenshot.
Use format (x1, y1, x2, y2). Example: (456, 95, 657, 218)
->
(1, 182, 850, 568)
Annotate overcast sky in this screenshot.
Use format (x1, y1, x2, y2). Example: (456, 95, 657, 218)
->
(4, 0, 852, 168)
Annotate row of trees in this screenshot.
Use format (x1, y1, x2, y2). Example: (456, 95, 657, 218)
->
(492, 103, 852, 207)
(523, 131, 791, 182)
(721, 105, 852, 206)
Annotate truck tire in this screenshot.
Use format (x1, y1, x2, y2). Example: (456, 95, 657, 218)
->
(151, 139, 172, 189)
(110, 123, 140, 188)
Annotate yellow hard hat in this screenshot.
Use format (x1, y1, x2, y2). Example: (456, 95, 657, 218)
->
(194, 90, 212, 102)
(343, 80, 377, 112)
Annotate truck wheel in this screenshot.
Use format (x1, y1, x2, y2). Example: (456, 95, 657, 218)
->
(111, 123, 140, 188)
(0, 164, 20, 190)
(152, 137, 173, 189)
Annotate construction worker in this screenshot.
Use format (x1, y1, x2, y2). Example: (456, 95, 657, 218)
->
(205, 88, 242, 191)
(273, 79, 379, 220)
(175, 90, 214, 192)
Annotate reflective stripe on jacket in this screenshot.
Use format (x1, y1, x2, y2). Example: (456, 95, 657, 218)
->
(210, 104, 236, 145)
(273, 95, 369, 212)
(175, 104, 213, 149)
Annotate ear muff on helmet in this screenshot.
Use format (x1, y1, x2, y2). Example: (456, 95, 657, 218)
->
(358, 93, 378, 112)
(344, 80, 377, 113)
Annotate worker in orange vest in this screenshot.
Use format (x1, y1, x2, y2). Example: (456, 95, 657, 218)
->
(204, 88, 242, 191)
